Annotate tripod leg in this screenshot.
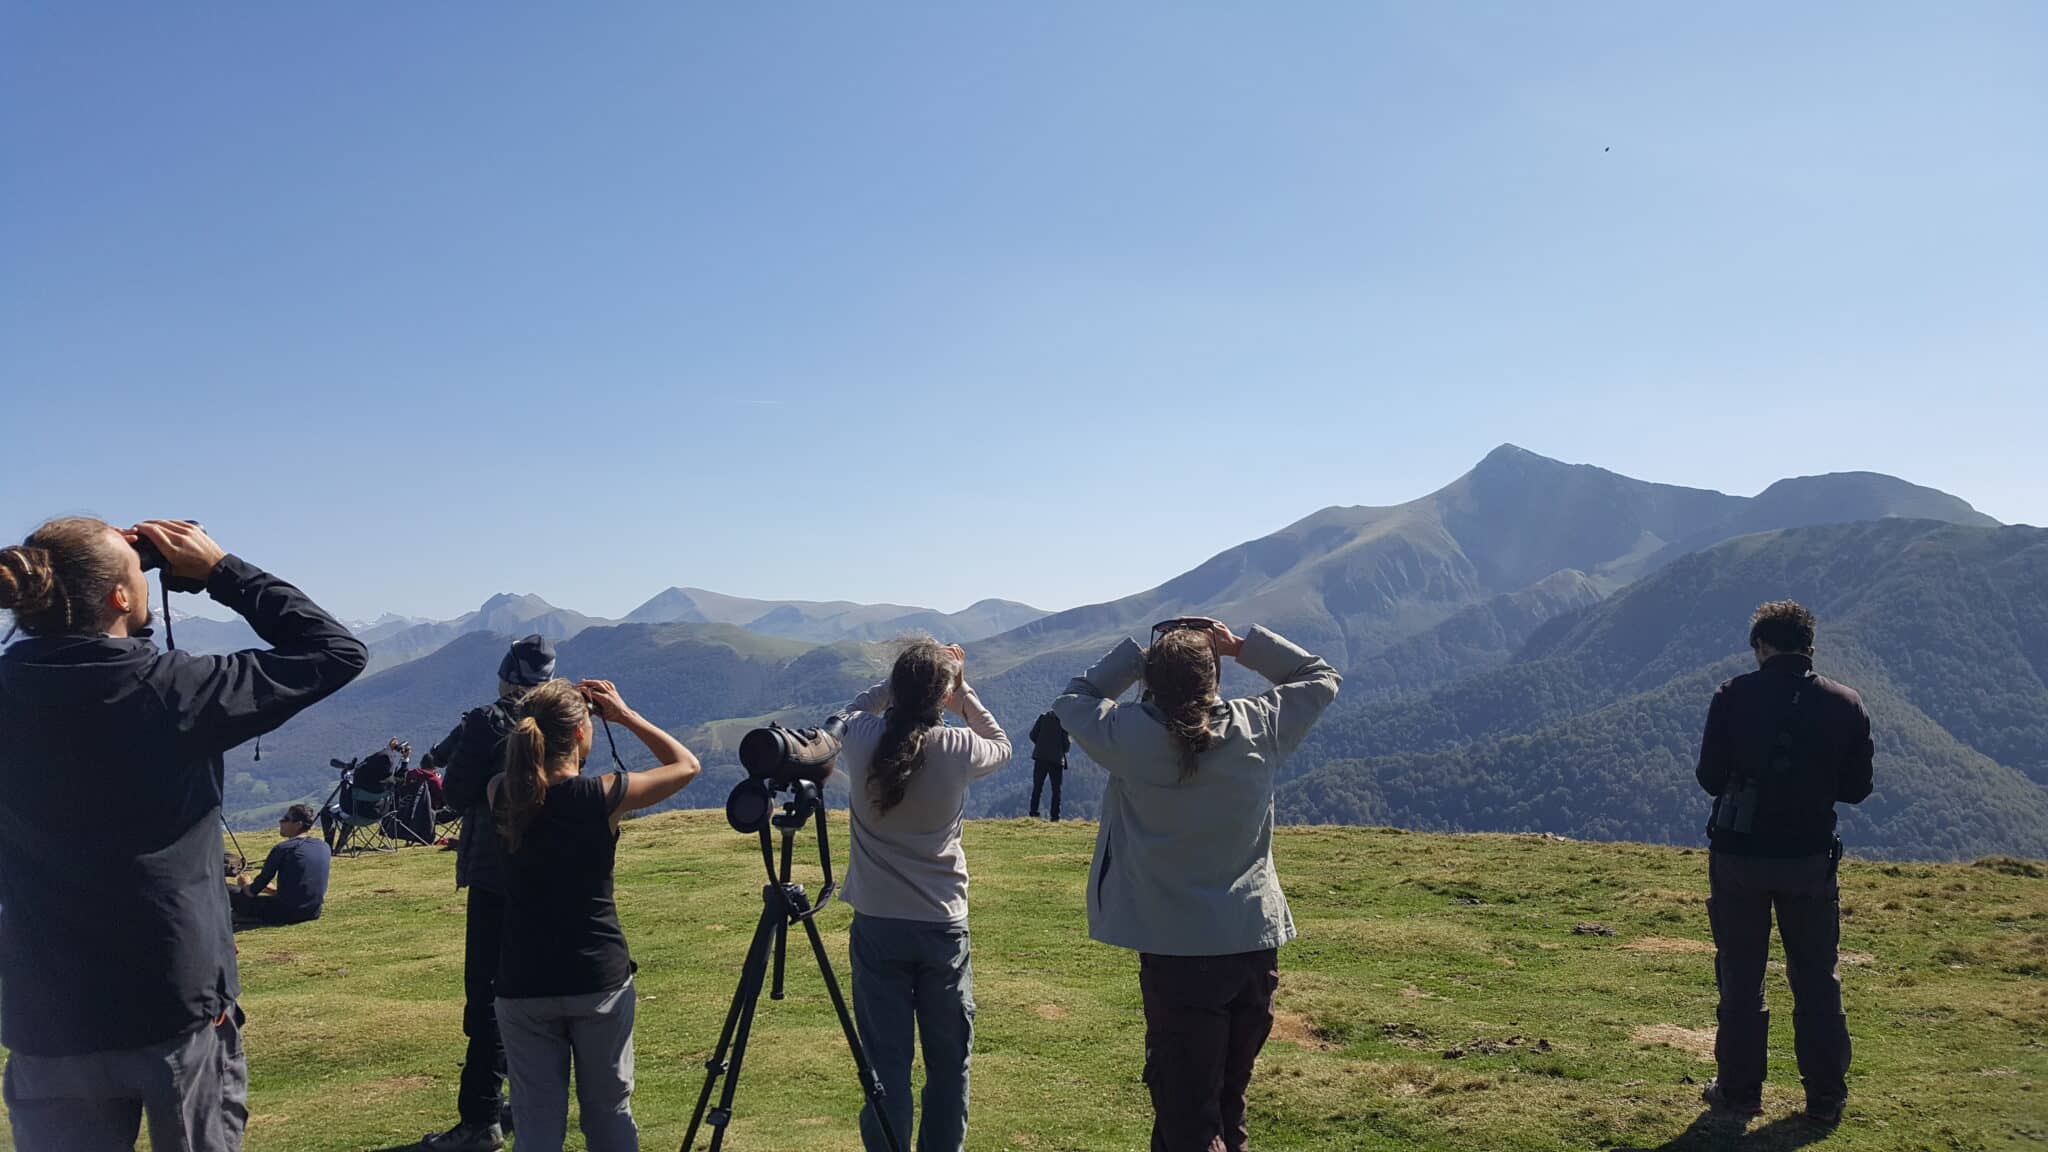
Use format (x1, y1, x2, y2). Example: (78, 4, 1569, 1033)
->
(681, 894, 779, 1152)
(799, 911, 905, 1152)
(772, 919, 788, 1001)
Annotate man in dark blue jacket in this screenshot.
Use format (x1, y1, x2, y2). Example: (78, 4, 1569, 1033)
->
(1695, 600, 1874, 1128)
(0, 517, 366, 1152)
(232, 803, 331, 928)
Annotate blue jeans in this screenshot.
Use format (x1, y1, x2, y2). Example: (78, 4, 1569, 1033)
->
(849, 913, 975, 1152)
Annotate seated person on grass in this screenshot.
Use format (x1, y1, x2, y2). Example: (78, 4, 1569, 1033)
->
(232, 803, 331, 929)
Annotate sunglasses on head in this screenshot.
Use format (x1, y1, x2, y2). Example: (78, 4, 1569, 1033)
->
(1150, 617, 1218, 646)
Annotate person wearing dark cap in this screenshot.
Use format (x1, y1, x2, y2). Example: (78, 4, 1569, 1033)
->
(419, 634, 556, 1152)
(231, 803, 330, 928)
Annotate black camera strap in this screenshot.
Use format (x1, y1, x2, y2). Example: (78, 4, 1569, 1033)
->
(156, 570, 177, 652)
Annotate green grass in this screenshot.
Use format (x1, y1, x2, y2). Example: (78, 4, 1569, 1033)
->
(5, 816, 2044, 1151)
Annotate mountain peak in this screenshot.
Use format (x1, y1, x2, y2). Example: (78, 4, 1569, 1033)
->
(1470, 443, 1577, 480)
(478, 592, 557, 613)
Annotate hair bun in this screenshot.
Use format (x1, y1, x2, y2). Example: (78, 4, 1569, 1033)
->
(0, 545, 58, 615)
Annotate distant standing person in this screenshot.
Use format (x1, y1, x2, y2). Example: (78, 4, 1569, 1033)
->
(491, 677, 701, 1152)
(231, 803, 331, 928)
(838, 640, 1011, 1152)
(0, 517, 366, 1152)
(1695, 600, 1873, 1127)
(1055, 618, 1340, 1152)
(1027, 709, 1070, 821)
(419, 634, 558, 1152)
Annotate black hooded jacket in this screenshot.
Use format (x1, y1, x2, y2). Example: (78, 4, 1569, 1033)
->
(1696, 653, 1875, 857)
(0, 555, 367, 1055)
(1028, 710, 1070, 766)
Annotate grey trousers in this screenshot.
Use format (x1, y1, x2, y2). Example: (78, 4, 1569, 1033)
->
(2, 1008, 248, 1152)
(496, 978, 638, 1152)
(850, 913, 975, 1152)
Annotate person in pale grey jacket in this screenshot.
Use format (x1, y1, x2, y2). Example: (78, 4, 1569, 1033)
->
(837, 639, 1011, 1152)
(1054, 619, 1340, 1152)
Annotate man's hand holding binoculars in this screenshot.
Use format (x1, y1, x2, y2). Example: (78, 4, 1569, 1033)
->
(126, 520, 226, 583)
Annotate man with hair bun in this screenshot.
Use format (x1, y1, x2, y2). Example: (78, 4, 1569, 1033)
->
(1694, 599, 1875, 1128)
(0, 516, 366, 1151)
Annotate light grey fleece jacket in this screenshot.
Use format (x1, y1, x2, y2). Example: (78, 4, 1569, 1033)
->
(1055, 626, 1341, 956)
(838, 682, 1011, 924)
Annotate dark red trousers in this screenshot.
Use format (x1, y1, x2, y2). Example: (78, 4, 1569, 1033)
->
(1138, 949, 1280, 1152)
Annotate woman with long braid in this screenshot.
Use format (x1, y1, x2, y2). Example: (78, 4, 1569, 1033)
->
(1055, 619, 1341, 1152)
(836, 639, 1011, 1152)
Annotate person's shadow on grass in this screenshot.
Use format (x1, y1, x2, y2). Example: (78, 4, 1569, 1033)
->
(1614, 1110, 1838, 1151)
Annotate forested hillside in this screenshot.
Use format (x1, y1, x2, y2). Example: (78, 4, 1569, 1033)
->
(1277, 521, 2048, 858)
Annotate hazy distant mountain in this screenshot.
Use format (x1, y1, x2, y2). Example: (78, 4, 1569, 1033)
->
(235, 623, 886, 820)
(157, 609, 263, 654)
(364, 593, 611, 674)
(626, 587, 1044, 644)
(349, 613, 432, 646)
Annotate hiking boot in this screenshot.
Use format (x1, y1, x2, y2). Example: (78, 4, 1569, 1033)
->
(1701, 1080, 1762, 1118)
(420, 1120, 503, 1152)
(1804, 1099, 1845, 1127)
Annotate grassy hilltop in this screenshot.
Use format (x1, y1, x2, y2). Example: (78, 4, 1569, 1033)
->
(8, 815, 2040, 1151)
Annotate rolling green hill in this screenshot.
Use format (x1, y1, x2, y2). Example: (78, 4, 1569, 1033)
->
(15, 816, 2036, 1151)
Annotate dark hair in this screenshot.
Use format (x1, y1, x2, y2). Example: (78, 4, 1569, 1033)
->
(867, 640, 961, 814)
(1749, 600, 1817, 654)
(499, 679, 588, 853)
(284, 803, 317, 828)
(0, 517, 129, 637)
(1145, 629, 1219, 780)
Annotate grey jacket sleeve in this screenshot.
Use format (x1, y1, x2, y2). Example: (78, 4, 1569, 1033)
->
(1237, 626, 1341, 762)
(1053, 637, 1145, 773)
(846, 681, 893, 716)
(946, 686, 1012, 780)
(153, 555, 370, 755)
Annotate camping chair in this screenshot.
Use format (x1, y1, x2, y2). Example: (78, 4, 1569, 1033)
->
(332, 784, 398, 855)
(389, 778, 439, 846)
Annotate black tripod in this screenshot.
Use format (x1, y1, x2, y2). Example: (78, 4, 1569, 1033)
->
(680, 780, 903, 1152)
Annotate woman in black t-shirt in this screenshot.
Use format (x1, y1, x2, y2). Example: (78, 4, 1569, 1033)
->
(487, 677, 700, 1152)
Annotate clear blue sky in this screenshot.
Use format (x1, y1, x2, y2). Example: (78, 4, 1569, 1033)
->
(4, 4, 2042, 623)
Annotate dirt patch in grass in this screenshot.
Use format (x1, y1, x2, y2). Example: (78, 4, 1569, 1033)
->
(1034, 1003, 1069, 1020)
(362, 1075, 437, 1101)
(1271, 1009, 1340, 1052)
(1631, 1024, 1715, 1060)
(1621, 937, 1715, 955)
